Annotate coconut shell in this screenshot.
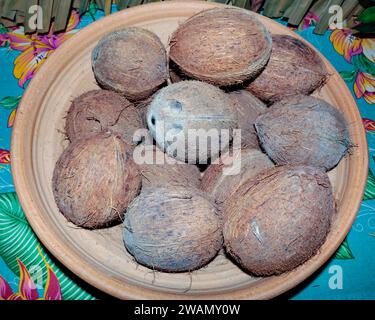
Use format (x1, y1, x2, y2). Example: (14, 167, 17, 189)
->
(92, 27, 168, 101)
(134, 95, 155, 127)
(169, 7, 272, 86)
(135, 145, 201, 188)
(123, 186, 223, 272)
(246, 35, 328, 103)
(224, 165, 334, 276)
(52, 132, 141, 229)
(147, 80, 238, 164)
(65, 90, 144, 145)
(169, 61, 190, 84)
(228, 90, 267, 149)
(255, 95, 350, 171)
(201, 148, 274, 208)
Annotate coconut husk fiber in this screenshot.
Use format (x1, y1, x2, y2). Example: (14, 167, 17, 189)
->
(92, 27, 168, 102)
(136, 145, 201, 189)
(201, 148, 274, 209)
(255, 94, 350, 171)
(123, 186, 223, 272)
(228, 90, 267, 149)
(52, 132, 141, 229)
(65, 90, 144, 146)
(224, 165, 335, 276)
(169, 7, 272, 86)
(246, 35, 328, 103)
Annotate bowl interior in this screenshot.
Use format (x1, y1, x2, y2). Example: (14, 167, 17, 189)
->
(11, 1, 368, 299)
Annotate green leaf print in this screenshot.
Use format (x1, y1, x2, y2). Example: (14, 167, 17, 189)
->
(0, 96, 22, 110)
(334, 238, 354, 260)
(363, 168, 375, 201)
(352, 54, 375, 75)
(0, 192, 95, 300)
(339, 70, 356, 83)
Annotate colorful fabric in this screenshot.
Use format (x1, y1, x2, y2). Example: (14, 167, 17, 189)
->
(0, 6, 374, 300)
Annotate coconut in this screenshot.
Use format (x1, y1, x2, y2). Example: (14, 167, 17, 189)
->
(228, 90, 267, 149)
(169, 61, 190, 84)
(169, 7, 272, 86)
(134, 95, 155, 127)
(52, 132, 141, 229)
(224, 165, 334, 276)
(246, 35, 328, 103)
(65, 90, 143, 146)
(135, 145, 201, 188)
(92, 27, 168, 101)
(123, 186, 223, 272)
(201, 148, 274, 208)
(147, 81, 238, 164)
(255, 95, 350, 171)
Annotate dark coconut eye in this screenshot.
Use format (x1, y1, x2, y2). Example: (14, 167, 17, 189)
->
(169, 99, 182, 112)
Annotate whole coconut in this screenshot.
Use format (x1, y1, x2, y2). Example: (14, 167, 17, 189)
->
(92, 27, 168, 101)
(53, 132, 141, 229)
(169, 61, 189, 84)
(135, 145, 201, 188)
(147, 81, 238, 164)
(65, 90, 143, 145)
(169, 7, 272, 86)
(255, 95, 350, 171)
(224, 165, 335, 276)
(246, 35, 328, 103)
(201, 148, 273, 208)
(123, 187, 223, 272)
(228, 90, 267, 149)
(134, 95, 155, 127)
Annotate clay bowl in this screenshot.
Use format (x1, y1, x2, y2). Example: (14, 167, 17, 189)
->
(11, 1, 368, 299)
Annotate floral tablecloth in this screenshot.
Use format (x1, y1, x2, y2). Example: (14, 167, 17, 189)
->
(0, 6, 374, 300)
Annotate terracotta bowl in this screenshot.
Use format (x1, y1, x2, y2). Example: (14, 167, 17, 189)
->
(11, 1, 368, 299)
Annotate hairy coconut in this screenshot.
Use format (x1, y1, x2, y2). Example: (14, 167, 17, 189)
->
(201, 148, 273, 208)
(224, 165, 334, 276)
(169, 61, 190, 84)
(147, 81, 238, 164)
(169, 7, 272, 86)
(134, 95, 155, 127)
(92, 27, 168, 101)
(246, 35, 328, 103)
(65, 90, 143, 145)
(123, 187, 223, 272)
(228, 90, 267, 149)
(255, 95, 350, 171)
(134, 145, 201, 188)
(53, 132, 141, 229)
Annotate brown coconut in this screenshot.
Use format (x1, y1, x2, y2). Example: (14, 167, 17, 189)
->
(201, 148, 274, 209)
(65, 90, 144, 146)
(246, 35, 328, 103)
(135, 145, 201, 189)
(123, 186, 223, 272)
(169, 7, 272, 86)
(92, 27, 168, 101)
(228, 90, 267, 149)
(255, 95, 350, 171)
(52, 132, 141, 229)
(224, 165, 335, 276)
(147, 80, 238, 164)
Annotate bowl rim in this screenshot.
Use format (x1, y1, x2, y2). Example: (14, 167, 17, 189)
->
(11, 1, 369, 300)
